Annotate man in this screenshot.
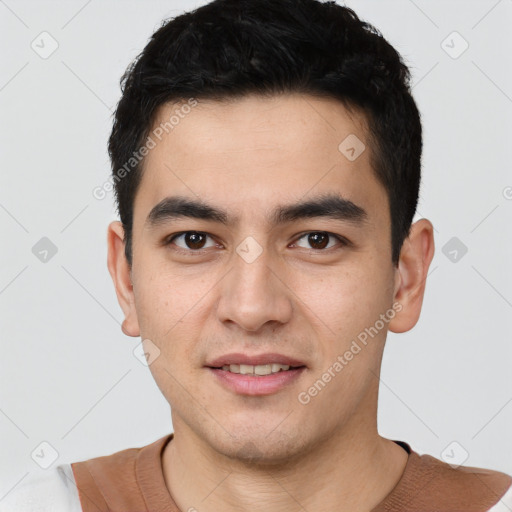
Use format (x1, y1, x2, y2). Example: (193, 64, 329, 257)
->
(2, 0, 511, 510)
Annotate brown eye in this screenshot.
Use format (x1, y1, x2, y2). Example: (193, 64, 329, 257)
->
(294, 232, 346, 250)
(184, 232, 206, 249)
(168, 231, 216, 251)
(308, 232, 329, 249)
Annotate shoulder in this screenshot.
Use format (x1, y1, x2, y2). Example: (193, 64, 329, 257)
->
(411, 451, 512, 511)
(69, 435, 173, 511)
(71, 443, 144, 487)
(0, 464, 81, 512)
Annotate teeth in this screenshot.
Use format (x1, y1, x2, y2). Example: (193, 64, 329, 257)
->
(240, 364, 254, 375)
(254, 364, 272, 376)
(220, 363, 292, 375)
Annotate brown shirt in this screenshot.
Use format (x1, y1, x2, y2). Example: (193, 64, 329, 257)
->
(71, 434, 512, 512)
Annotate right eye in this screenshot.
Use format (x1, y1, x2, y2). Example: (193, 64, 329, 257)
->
(165, 231, 220, 252)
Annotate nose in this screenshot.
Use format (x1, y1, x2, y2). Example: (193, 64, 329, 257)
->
(216, 244, 293, 333)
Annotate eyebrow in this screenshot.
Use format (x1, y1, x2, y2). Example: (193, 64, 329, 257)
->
(145, 193, 368, 229)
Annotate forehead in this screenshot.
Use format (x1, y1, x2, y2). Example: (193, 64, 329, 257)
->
(134, 93, 387, 226)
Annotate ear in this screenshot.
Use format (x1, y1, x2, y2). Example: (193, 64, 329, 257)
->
(388, 218, 435, 333)
(107, 221, 140, 337)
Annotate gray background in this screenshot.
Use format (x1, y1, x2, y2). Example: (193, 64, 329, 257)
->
(1, 0, 511, 498)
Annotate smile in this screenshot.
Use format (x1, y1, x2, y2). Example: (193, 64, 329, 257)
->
(208, 365, 306, 396)
(218, 363, 300, 375)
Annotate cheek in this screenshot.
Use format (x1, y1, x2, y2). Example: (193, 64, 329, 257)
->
(134, 257, 190, 320)
(296, 261, 392, 338)
(132, 263, 215, 358)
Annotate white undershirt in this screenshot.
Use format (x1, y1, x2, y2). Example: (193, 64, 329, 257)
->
(0, 465, 81, 512)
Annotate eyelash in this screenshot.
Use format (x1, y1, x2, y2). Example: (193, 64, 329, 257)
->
(163, 231, 350, 254)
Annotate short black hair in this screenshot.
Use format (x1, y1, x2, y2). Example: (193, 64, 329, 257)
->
(108, 0, 422, 266)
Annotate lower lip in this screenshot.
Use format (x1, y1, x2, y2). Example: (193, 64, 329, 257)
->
(207, 367, 306, 396)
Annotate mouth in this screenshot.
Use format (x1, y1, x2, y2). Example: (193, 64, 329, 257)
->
(205, 353, 307, 395)
(206, 352, 307, 369)
(209, 363, 306, 376)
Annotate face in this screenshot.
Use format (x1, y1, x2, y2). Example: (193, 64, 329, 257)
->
(122, 93, 402, 463)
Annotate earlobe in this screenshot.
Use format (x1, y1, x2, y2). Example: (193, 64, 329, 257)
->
(388, 219, 435, 333)
(107, 221, 140, 337)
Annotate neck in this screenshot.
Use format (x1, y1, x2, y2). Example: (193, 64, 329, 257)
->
(161, 412, 408, 512)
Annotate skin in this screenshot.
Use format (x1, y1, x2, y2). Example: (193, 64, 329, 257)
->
(107, 93, 435, 512)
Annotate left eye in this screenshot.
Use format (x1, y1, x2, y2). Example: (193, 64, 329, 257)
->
(293, 232, 345, 250)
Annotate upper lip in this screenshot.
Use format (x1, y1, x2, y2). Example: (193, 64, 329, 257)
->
(206, 353, 307, 368)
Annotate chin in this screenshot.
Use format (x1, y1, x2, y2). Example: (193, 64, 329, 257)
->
(209, 427, 309, 467)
